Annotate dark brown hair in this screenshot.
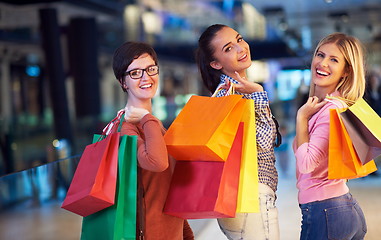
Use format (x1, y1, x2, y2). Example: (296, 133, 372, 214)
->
(196, 24, 228, 93)
(113, 41, 158, 92)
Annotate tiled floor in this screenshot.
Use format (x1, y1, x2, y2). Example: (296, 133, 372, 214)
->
(0, 172, 380, 240)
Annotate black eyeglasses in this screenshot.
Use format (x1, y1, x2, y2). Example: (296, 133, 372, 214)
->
(124, 65, 159, 79)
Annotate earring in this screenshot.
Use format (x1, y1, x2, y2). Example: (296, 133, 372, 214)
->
(121, 80, 128, 90)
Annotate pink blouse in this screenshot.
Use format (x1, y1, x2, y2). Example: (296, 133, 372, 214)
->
(293, 92, 349, 204)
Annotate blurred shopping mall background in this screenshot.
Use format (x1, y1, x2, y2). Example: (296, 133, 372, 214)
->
(0, 0, 380, 239)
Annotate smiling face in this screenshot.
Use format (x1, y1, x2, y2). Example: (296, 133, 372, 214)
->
(209, 27, 251, 78)
(311, 42, 348, 95)
(124, 53, 159, 106)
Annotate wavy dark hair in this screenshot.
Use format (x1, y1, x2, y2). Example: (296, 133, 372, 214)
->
(195, 24, 228, 93)
(112, 41, 158, 92)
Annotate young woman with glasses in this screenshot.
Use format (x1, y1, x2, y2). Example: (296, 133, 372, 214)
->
(112, 41, 194, 240)
(196, 24, 281, 240)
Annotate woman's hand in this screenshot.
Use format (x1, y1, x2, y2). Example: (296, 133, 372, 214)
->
(297, 96, 327, 122)
(124, 106, 149, 124)
(295, 96, 327, 148)
(231, 71, 263, 93)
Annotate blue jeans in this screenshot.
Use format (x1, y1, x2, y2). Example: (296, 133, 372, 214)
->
(217, 183, 279, 240)
(299, 193, 367, 240)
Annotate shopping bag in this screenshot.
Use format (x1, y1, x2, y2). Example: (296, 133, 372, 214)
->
(61, 111, 124, 217)
(164, 94, 247, 162)
(328, 108, 377, 179)
(236, 99, 259, 213)
(163, 123, 243, 219)
(61, 132, 119, 216)
(339, 98, 381, 165)
(81, 135, 138, 240)
(212, 84, 259, 212)
(211, 87, 259, 212)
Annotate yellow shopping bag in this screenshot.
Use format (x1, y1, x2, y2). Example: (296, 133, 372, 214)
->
(340, 98, 381, 165)
(236, 99, 259, 213)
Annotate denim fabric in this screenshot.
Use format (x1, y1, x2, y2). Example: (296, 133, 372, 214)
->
(299, 193, 367, 240)
(217, 183, 279, 240)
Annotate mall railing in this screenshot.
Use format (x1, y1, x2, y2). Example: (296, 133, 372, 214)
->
(0, 155, 80, 210)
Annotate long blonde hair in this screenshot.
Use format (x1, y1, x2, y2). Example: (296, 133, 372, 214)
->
(309, 33, 366, 102)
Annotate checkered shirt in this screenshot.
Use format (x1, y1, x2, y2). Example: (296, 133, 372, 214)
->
(214, 74, 278, 192)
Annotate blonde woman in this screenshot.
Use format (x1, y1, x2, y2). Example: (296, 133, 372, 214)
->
(293, 33, 367, 240)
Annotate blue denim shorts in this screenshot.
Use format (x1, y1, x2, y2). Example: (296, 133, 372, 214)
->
(299, 193, 367, 240)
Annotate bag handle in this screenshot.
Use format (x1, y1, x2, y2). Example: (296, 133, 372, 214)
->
(102, 109, 125, 135)
(325, 95, 355, 106)
(211, 80, 235, 97)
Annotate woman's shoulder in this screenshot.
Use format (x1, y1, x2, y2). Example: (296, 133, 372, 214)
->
(324, 91, 349, 109)
(323, 96, 348, 110)
(311, 97, 347, 123)
(120, 120, 139, 134)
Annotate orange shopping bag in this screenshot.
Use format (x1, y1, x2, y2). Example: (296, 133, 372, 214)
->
(328, 108, 377, 179)
(164, 94, 246, 162)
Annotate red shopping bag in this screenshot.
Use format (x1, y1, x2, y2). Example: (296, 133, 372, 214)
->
(61, 112, 123, 217)
(80, 135, 138, 240)
(163, 123, 243, 219)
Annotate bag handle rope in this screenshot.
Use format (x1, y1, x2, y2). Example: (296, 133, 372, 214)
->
(325, 95, 356, 106)
(211, 80, 235, 97)
(102, 109, 125, 136)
